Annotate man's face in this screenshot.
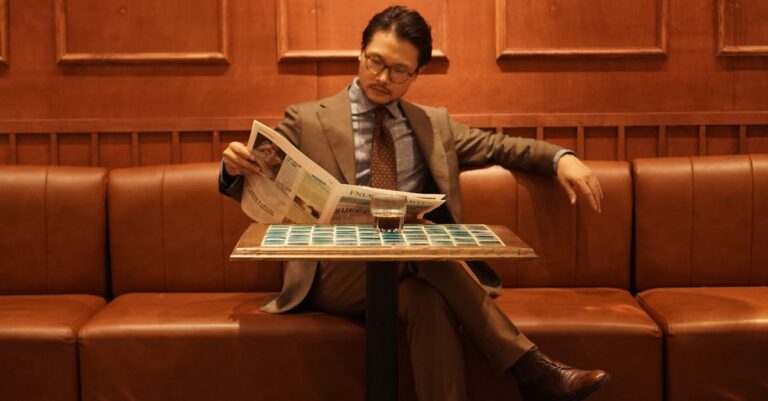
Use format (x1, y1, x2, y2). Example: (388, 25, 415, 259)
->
(358, 30, 420, 105)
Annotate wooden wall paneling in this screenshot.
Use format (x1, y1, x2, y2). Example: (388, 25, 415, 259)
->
(171, 131, 180, 163)
(98, 133, 131, 169)
(139, 132, 172, 166)
(626, 126, 659, 161)
(130, 132, 139, 166)
(747, 125, 768, 153)
(666, 126, 699, 157)
(717, 0, 768, 56)
(618, 126, 627, 161)
(460, 112, 768, 130)
(706, 125, 739, 155)
(0, 133, 9, 164)
(496, 0, 668, 58)
(49, 133, 59, 164)
(212, 131, 221, 160)
(219, 131, 249, 157)
(739, 125, 748, 153)
(8, 133, 16, 163)
(89, 132, 99, 166)
(658, 125, 667, 157)
(8, 133, 16, 164)
(58, 133, 92, 166)
(55, 0, 229, 64)
(0, 0, 8, 65)
(16, 134, 50, 165)
(576, 126, 585, 157)
(584, 127, 619, 161)
(3, 112, 768, 168)
(276, 0, 448, 61)
(543, 127, 578, 152)
(180, 131, 214, 163)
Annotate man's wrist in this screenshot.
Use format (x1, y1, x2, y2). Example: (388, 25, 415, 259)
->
(553, 149, 576, 175)
(219, 161, 240, 189)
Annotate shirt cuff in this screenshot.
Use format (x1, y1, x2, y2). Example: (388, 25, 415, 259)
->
(219, 161, 241, 190)
(552, 149, 576, 175)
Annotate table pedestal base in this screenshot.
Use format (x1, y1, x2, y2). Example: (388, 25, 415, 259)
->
(366, 261, 399, 401)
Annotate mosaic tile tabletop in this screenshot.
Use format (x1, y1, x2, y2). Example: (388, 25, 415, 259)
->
(260, 224, 505, 248)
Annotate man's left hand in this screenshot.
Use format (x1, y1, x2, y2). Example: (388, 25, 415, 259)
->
(556, 154, 603, 213)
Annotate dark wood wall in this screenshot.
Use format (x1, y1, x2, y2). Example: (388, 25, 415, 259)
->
(1, 0, 767, 168)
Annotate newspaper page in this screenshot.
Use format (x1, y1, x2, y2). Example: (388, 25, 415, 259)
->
(331, 185, 444, 224)
(240, 119, 445, 224)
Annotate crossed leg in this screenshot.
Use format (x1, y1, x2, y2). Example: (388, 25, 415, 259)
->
(306, 260, 536, 401)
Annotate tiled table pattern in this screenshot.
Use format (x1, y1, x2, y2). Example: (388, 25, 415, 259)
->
(260, 224, 505, 248)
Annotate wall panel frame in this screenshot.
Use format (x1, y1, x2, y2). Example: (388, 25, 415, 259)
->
(3, 112, 768, 167)
(54, 0, 229, 64)
(0, 0, 8, 65)
(717, 0, 768, 56)
(496, 0, 668, 58)
(276, 0, 448, 62)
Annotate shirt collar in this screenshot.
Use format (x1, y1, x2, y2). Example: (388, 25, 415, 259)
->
(348, 78, 402, 119)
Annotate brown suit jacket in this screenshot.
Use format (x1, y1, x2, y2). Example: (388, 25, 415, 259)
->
(221, 89, 563, 313)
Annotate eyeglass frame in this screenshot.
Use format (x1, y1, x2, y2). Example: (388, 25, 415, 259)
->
(362, 52, 418, 84)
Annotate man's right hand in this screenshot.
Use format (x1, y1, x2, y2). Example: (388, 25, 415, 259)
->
(222, 142, 262, 176)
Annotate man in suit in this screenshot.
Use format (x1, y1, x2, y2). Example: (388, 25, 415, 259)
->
(220, 6, 608, 401)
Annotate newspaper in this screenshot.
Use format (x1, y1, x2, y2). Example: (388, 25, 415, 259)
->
(240, 120, 445, 224)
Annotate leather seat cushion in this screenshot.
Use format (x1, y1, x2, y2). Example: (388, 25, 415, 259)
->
(78, 292, 373, 401)
(0, 294, 105, 401)
(486, 288, 664, 401)
(637, 287, 768, 401)
(79, 289, 666, 401)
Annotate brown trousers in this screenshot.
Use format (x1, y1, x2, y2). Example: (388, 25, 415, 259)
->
(305, 260, 535, 401)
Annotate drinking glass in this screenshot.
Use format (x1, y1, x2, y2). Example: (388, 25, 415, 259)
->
(370, 194, 407, 232)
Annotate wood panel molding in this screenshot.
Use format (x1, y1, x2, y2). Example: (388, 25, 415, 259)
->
(54, 0, 229, 65)
(2, 112, 767, 167)
(0, 0, 8, 66)
(717, 0, 768, 56)
(276, 0, 448, 62)
(2, 112, 768, 133)
(496, 0, 668, 58)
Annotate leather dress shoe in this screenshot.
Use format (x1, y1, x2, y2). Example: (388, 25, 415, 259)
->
(511, 347, 609, 401)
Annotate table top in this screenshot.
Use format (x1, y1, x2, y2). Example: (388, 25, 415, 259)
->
(230, 223, 536, 261)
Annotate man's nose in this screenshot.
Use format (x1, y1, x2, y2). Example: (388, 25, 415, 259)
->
(376, 68, 390, 83)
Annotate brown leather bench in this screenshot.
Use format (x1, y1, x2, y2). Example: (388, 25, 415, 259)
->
(633, 155, 768, 401)
(76, 161, 660, 401)
(3, 156, 763, 401)
(0, 166, 108, 401)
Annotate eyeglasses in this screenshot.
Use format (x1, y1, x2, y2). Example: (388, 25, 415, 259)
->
(363, 53, 417, 84)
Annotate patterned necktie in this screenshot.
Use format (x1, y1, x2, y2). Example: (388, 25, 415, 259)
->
(370, 107, 398, 190)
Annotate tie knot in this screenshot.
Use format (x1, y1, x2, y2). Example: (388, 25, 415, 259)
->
(374, 107, 388, 125)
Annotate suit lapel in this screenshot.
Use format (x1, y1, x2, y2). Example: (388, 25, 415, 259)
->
(315, 93, 451, 195)
(400, 100, 451, 200)
(317, 90, 357, 185)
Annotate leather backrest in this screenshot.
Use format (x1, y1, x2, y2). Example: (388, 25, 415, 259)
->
(0, 166, 107, 295)
(107, 163, 282, 295)
(634, 154, 768, 290)
(460, 161, 632, 289)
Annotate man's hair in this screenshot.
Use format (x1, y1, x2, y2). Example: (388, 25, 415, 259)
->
(361, 5, 433, 69)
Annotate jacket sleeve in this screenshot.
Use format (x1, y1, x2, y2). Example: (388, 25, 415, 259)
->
(449, 115, 564, 176)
